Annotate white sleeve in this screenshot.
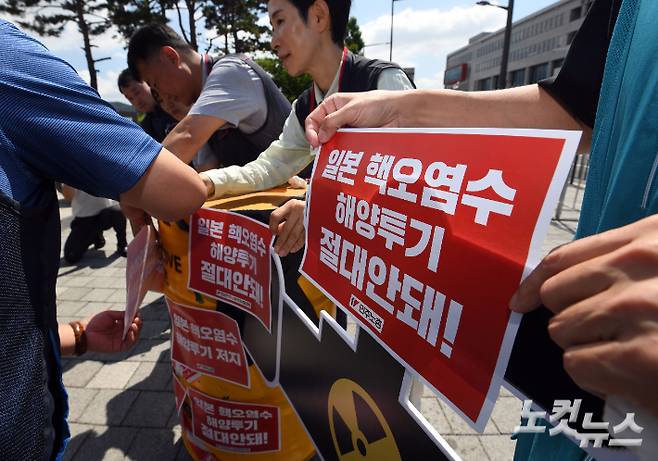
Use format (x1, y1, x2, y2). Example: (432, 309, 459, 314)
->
(376, 68, 415, 91)
(203, 101, 313, 198)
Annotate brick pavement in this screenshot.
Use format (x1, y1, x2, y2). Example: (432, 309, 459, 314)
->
(56, 184, 584, 461)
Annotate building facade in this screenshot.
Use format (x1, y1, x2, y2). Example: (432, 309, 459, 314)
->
(444, 0, 593, 91)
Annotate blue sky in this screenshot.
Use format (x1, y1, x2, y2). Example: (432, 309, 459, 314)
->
(4, 0, 557, 103)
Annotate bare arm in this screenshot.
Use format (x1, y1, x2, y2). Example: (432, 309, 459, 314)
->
(306, 85, 592, 154)
(120, 147, 206, 222)
(162, 114, 227, 165)
(58, 311, 142, 356)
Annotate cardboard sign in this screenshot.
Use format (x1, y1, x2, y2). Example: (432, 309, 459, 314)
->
(168, 298, 249, 387)
(301, 128, 579, 429)
(189, 387, 281, 453)
(124, 225, 163, 339)
(188, 209, 274, 331)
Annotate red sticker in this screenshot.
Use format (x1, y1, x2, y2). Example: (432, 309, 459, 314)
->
(188, 209, 274, 331)
(189, 388, 280, 453)
(168, 299, 249, 387)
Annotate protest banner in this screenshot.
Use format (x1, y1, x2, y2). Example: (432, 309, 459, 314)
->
(188, 387, 281, 453)
(188, 208, 274, 331)
(160, 191, 317, 461)
(169, 299, 249, 387)
(301, 128, 579, 430)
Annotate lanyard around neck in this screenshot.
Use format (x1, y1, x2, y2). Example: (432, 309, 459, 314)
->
(309, 47, 348, 111)
(201, 54, 212, 86)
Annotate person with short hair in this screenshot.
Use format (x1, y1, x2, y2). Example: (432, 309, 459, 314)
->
(199, 0, 414, 200)
(127, 23, 292, 172)
(117, 68, 176, 142)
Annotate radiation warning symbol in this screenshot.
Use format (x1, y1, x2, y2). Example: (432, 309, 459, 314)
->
(328, 378, 402, 461)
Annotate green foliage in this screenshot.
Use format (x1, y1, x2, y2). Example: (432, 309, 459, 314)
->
(203, 0, 269, 54)
(345, 16, 364, 55)
(255, 57, 312, 103)
(106, 0, 170, 42)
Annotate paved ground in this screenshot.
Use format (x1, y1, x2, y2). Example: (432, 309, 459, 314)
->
(56, 183, 584, 461)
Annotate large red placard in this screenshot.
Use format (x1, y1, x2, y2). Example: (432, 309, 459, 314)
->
(301, 128, 578, 428)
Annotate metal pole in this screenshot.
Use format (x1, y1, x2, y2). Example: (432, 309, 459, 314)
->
(498, 0, 514, 89)
(389, 0, 395, 61)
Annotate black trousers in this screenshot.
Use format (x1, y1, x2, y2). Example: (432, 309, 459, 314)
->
(64, 206, 127, 263)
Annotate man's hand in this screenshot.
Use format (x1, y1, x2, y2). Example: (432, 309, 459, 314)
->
(121, 202, 152, 236)
(510, 215, 658, 417)
(305, 91, 404, 148)
(85, 310, 143, 353)
(270, 199, 306, 257)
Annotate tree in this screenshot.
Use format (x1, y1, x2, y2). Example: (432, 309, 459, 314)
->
(255, 57, 311, 102)
(105, 0, 170, 42)
(203, 0, 269, 54)
(345, 16, 364, 55)
(107, 0, 203, 50)
(1, 0, 111, 89)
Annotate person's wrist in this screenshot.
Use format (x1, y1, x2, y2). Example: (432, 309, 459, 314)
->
(398, 90, 423, 127)
(68, 320, 88, 356)
(200, 173, 215, 199)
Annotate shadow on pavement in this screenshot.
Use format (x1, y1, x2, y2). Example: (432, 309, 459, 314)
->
(62, 298, 189, 461)
(58, 251, 122, 277)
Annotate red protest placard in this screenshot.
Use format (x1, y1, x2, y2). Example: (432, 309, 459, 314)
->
(188, 388, 280, 453)
(188, 209, 273, 331)
(301, 128, 579, 429)
(167, 298, 249, 387)
(124, 225, 163, 339)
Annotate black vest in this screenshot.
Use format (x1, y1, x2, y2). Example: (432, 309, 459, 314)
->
(206, 55, 291, 168)
(294, 51, 415, 129)
(0, 187, 68, 461)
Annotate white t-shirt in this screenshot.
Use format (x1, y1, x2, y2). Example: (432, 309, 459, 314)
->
(72, 189, 115, 218)
(189, 55, 267, 134)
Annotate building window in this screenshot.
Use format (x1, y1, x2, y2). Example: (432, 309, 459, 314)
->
(551, 58, 564, 77)
(528, 63, 549, 83)
(477, 78, 492, 91)
(510, 68, 525, 87)
(567, 30, 577, 45)
(570, 7, 581, 21)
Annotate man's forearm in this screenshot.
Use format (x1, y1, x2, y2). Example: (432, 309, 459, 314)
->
(162, 129, 200, 165)
(399, 86, 592, 153)
(162, 114, 227, 165)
